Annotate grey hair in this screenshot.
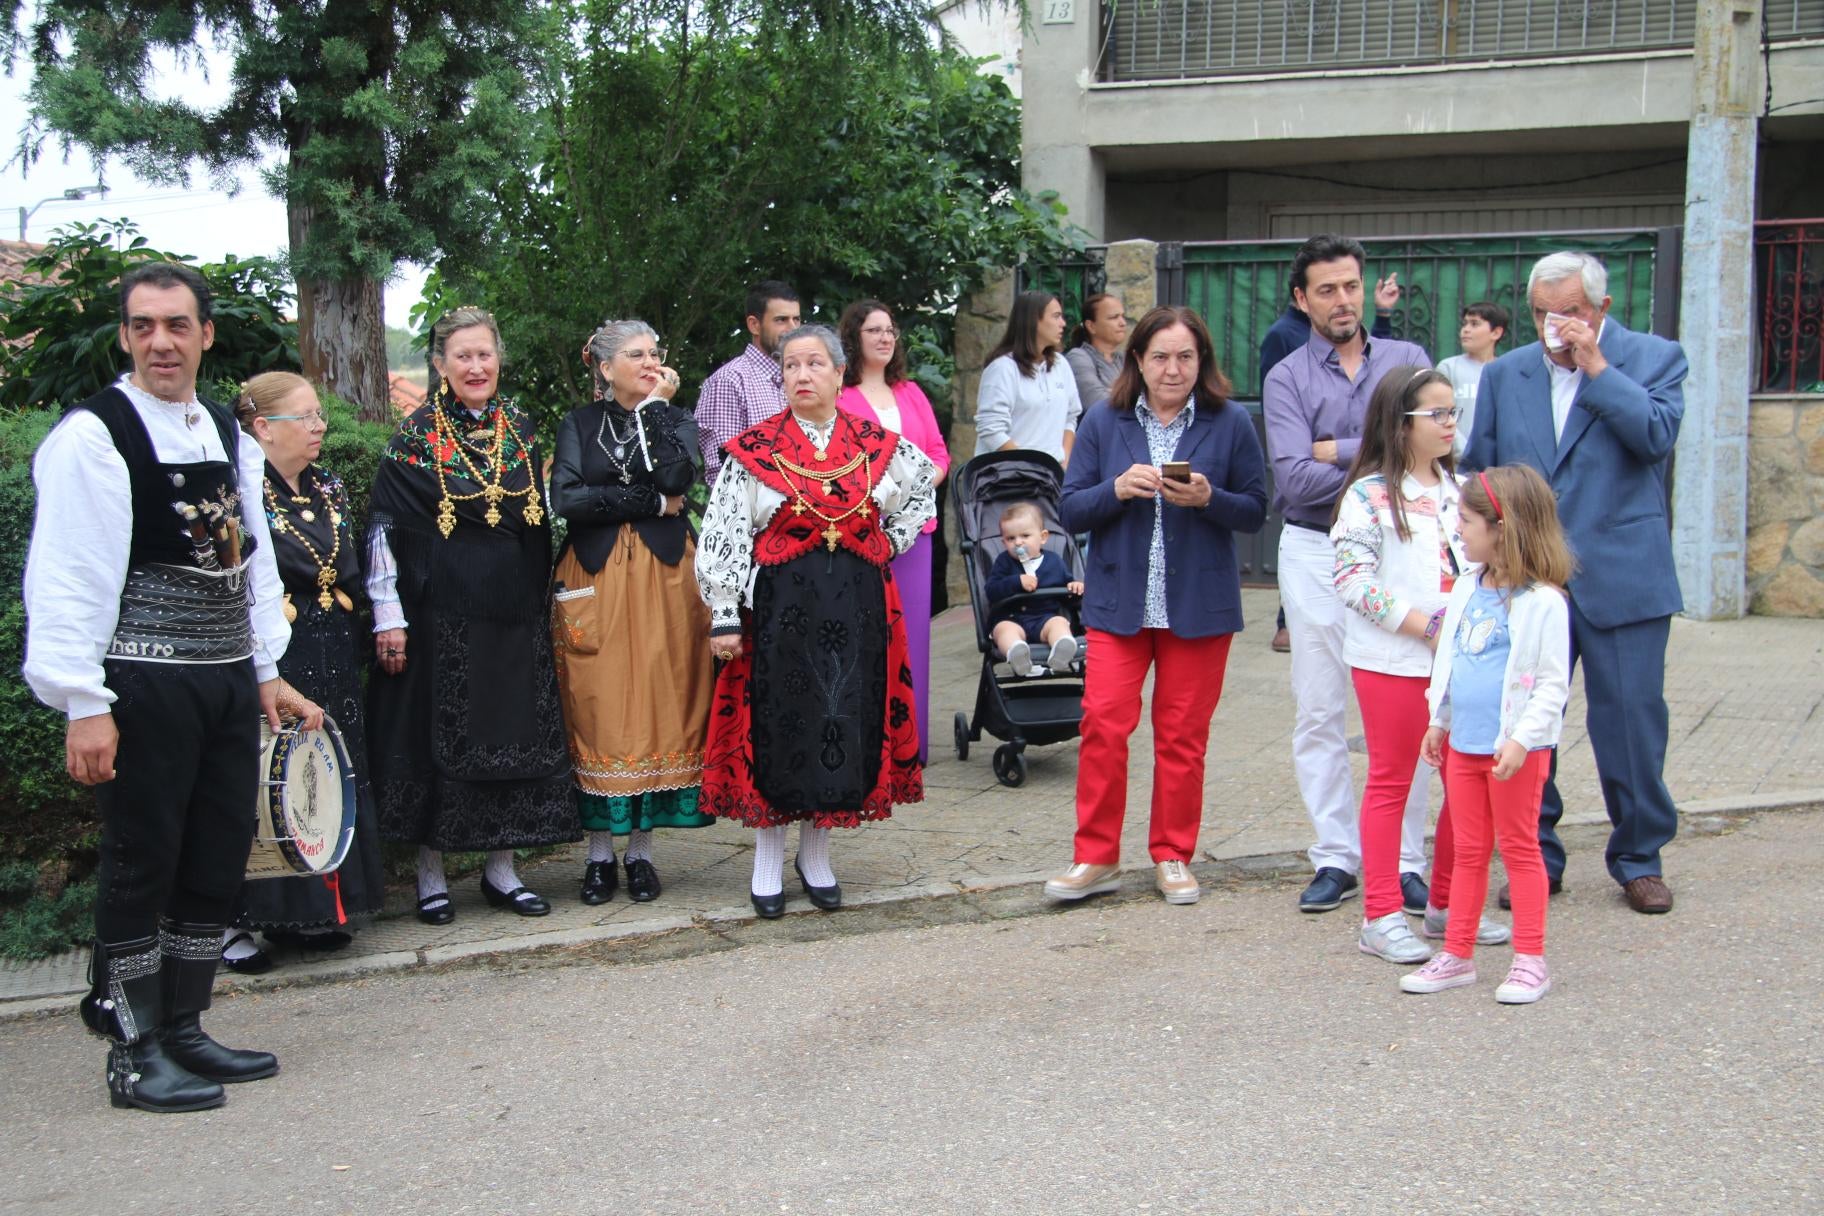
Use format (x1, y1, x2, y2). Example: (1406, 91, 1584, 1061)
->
(432, 306, 505, 362)
(1526, 252, 1608, 308)
(588, 319, 659, 391)
(776, 323, 846, 369)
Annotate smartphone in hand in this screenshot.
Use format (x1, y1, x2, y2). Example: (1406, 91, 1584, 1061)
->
(1162, 461, 1192, 484)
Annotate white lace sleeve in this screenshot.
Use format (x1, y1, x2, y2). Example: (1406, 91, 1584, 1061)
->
(694, 459, 759, 635)
(874, 437, 939, 557)
(366, 530, 407, 632)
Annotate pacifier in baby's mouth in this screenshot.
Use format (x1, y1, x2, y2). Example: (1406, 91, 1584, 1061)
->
(1011, 543, 1030, 559)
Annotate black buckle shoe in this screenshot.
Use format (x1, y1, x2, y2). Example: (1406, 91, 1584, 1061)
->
(108, 1037, 224, 1113)
(625, 858, 661, 903)
(1298, 867, 1360, 913)
(481, 876, 551, 917)
(581, 860, 618, 905)
(417, 893, 455, 925)
(794, 859, 842, 910)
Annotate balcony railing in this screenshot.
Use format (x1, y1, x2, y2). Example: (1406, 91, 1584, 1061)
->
(1099, 0, 1824, 81)
(1756, 219, 1824, 394)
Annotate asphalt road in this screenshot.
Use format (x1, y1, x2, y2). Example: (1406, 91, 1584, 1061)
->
(2, 809, 1818, 1216)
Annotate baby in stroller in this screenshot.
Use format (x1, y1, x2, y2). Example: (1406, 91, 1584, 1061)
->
(986, 501, 1083, 676)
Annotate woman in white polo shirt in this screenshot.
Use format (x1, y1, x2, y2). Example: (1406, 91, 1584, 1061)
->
(974, 290, 1083, 465)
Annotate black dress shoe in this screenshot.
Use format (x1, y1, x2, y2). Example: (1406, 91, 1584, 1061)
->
(219, 932, 273, 975)
(160, 1014, 280, 1083)
(481, 876, 551, 916)
(580, 861, 618, 905)
(1498, 876, 1564, 910)
(1298, 867, 1360, 912)
(625, 858, 661, 903)
(751, 890, 785, 919)
(794, 859, 842, 910)
(1400, 872, 1431, 916)
(416, 893, 455, 926)
(266, 929, 354, 952)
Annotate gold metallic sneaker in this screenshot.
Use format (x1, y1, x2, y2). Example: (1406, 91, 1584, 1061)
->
(1043, 862, 1121, 901)
(1155, 859, 1200, 905)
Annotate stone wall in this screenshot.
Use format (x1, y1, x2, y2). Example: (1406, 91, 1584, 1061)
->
(946, 268, 1014, 605)
(1747, 394, 1824, 616)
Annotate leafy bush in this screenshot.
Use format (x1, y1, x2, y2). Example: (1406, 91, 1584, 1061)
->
(0, 219, 300, 411)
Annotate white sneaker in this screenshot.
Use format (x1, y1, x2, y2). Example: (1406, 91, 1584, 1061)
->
(1046, 635, 1078, 674)
(1359, 912, 1432, 964)
(1421, 904, 1512, 946)
(1006, 640, 1034, 676)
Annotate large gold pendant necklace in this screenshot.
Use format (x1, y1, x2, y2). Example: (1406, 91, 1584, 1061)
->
(773, 416, 873, 552)
(430, 396, 545, 538)
(264, 475, 344, 618)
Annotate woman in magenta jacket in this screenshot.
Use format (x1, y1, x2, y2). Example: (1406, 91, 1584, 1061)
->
(1044, 306, 1267, 907)
(836, 299, 952, 764)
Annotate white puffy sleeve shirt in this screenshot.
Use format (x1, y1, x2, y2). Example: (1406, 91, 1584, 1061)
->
(694, 414, 938, 636)
(22, 378, 290, 720)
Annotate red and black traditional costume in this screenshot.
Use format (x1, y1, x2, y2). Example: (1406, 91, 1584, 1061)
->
(701, 411, 925, 828)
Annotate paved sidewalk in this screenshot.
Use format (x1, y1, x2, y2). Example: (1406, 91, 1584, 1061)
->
(4, 587, 1821, 1010)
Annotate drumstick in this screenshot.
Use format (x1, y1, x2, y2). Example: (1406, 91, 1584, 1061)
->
(171, 503, 222, 570)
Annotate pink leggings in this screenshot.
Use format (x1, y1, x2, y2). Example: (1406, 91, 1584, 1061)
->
(1351, 669, 1455, 920)
(1443, 745, 1551, 957)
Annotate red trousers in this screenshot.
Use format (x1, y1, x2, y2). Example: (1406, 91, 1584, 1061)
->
(1073, 628, 1233, 865)
(1443, 745, 1551, 957)
(1351, 669, 1456, 920)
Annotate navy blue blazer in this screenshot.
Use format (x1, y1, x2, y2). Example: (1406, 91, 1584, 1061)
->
(985, 550, 1072, 616)
(1464, 318, 1687, 630)
(1061, 396, 1268, 638)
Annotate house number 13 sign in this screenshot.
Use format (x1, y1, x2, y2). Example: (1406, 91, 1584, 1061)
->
(1042, 0, 1075, 23)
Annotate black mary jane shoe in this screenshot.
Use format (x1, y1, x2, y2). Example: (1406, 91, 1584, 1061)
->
(751, 890, 786, 919)
(580, 860, 618, 906)
(794, 859, 842, 911)
(416, 893, 456, 926)
(480, 876, 551, 917)
(625, 858, 661, 903)
(219, 932, 273, 975)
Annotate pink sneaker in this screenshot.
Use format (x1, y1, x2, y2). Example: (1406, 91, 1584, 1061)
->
(1399, 950, 1477, 994)
(1495, 954, 1552, 1004)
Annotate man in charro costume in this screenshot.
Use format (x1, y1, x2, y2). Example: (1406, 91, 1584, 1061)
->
(695, 324, 937, 918)
(22, 263, 318, 1113)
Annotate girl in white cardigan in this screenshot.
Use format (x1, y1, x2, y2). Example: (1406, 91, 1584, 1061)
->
(1407, 465, 1575, 1004)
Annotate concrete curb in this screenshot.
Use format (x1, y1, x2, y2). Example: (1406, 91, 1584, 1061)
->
(4, 789, 1820, 1025)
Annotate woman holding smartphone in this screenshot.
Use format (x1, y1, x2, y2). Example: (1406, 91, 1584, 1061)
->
(1044, 306, 1269, 907)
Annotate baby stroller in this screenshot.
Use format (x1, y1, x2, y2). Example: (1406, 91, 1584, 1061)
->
(950, 449, 1087, 787)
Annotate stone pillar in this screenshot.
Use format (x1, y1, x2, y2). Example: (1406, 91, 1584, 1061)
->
(1103, 239, 1157, 317)
(945, 268, 1016, 604)
(1672, 0, 1761, 619)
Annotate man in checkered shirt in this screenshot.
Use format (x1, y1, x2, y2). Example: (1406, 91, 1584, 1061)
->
(696, 280, 802, 487)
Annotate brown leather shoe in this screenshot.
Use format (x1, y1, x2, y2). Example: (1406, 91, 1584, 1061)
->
(1622, 875, 1674, 914)
(1043, 862, 1120, 902)
(1270, 626, 1291, 653)
(1497, 876, 1563, 910)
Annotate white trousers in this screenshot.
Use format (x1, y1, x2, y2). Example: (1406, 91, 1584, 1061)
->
(1277, 525, 1430, 876)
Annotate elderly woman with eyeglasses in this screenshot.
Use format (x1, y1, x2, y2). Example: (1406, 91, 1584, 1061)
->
(695, 324, 938, 918)
(551, 321, 714, 906)
(218, 373, 373, 973)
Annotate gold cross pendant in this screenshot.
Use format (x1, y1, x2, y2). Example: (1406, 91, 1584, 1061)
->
(822, 524, 841, 551)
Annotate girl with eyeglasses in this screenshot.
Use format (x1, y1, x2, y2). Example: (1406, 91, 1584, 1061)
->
(1330, 366, 1507, 966)
(222, 372, 384, 972)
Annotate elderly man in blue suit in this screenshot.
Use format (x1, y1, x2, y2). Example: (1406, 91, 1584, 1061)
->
(1464, 251, 1687, 915)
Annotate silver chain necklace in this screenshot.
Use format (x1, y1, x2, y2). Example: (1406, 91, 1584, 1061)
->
(595, 403, 651, 485)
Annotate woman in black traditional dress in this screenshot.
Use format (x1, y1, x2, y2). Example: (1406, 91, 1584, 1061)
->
(551, 320, 714, 905)
(219, 372, 387, 972)
(695, 324, 937, 918)
(366, 307, 576, 924)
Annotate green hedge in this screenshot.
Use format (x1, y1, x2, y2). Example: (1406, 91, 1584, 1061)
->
(0, 396, 394, 958)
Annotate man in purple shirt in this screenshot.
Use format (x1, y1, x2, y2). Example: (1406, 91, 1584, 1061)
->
(696, 280, 802, 487)
(1261, 234, 1436, 918)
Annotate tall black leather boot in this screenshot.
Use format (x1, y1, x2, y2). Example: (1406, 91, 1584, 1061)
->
(81, 937, 225, 1113)
(157, 920, 279, 1083)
